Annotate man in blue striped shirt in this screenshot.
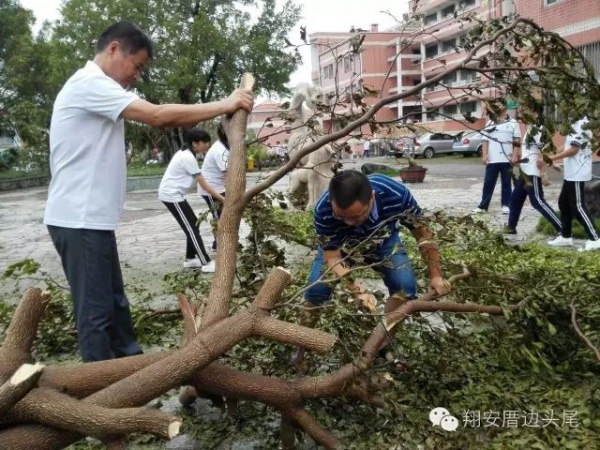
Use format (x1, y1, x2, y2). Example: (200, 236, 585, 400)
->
(294, 170, 449, 369)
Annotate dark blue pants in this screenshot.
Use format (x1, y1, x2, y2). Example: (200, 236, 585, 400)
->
(508, 176, 561, 232)
(478, 162, 512, 210)
(48, 226, 143, 362)
(304, 232, 417, 305)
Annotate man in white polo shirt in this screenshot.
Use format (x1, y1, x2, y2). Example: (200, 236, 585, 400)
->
(472, 98, 521, 214)
(541, 117, 600, 251)
(44, 21, 253, 362)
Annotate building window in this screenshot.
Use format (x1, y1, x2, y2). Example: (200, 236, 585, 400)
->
(425, 44, 438, 59)
(343, 56, 353, 73)
(460, 70, 480, 82)
(459, 0, 476, 8)
(441, 4, 456, 19)
(442, 104, 458, 116)
(442, 72, 457, 85)
(423, 12, 437, 26)
(441, 38, 456, 54)
(460, 101, 477, 114)
(578, 41, 600, 80)
(322, 64, 334, 80)
(545, 0, 559, 5)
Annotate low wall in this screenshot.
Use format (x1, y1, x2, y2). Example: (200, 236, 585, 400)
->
(0, 175, 49, 192)
(126, 175, 163, 192)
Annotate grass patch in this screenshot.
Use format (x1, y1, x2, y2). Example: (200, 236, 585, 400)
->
(127, 164, 167, 177)
(537, 215, 600, 238)
(0, 170, 47, 180)
(370, 168, 400, 177)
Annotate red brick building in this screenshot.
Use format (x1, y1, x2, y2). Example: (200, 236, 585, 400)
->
(307, 0, 600, 134)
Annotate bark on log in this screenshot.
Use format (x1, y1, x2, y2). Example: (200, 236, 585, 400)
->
(0, 388, 181, 440)
(38, 352, 173, 399)
(202, 73, 256, 328)
(0, 363, 44, 416)
(0, 289, 49, 378)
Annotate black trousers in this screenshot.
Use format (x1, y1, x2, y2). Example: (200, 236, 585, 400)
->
(558, 180, 599, 240)
(47, 225, 143, 362)
(202, 193, 225, 250)
(163, 199, 210, 263)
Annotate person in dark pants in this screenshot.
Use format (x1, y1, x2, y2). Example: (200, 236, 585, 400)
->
(542, 117, 600, 251)
(43, 21, 253, 361)
(503, 105, 561, 235)
(197, 124, 229, 250)
(472, 98, 521, 214)
(292, 170, 449, 372)
(159, 128, 214, 271)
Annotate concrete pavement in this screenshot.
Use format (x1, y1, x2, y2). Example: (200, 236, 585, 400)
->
(0, 157, 564, 303)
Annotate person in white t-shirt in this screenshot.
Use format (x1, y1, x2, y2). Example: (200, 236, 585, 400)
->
(541, 117, 600, 251)
(43, 21, 253, 362)
(503, 103, 561, 235)
(197, 124, 229, 250)
(159, 128, 215, 271)
(472, 98, 521, 214)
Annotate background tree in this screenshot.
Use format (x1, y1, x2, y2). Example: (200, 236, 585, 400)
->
(48, 0, 301, 159)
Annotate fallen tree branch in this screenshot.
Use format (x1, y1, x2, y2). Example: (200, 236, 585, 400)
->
(0, 289, 50, 378)
(0, 388, 181, 442)
(0, 363, 44, 416)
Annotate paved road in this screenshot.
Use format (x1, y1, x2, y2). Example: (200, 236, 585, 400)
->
(0, 156, 565, 303)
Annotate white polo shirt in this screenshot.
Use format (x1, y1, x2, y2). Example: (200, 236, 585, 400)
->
(44, 61, 139, 230)
(564, 118, 593, 182)
(481, 119, 521, 164)
(521, 126, 544, 177)
(197, 140, 228, 196)
(158, 149, 201, 203)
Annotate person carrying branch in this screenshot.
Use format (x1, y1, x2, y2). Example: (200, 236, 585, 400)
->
(292, 170, 449, 371)
(540, 117, 600, 251)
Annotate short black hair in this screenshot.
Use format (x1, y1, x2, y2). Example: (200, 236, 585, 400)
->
(96, 21, 154, 59)
(186, 128, 211, 147)
(329, 170, 372, 209)
(217, 123, 229, 149)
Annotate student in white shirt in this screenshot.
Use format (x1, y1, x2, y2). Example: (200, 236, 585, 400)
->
(159, 129, 215, 271)
(44, 21, 253, 362)
(541, 117, 600, 251)
(472, 98, 521, 214)
(503, 103, 561, 235)
(197, 124, 229, 250)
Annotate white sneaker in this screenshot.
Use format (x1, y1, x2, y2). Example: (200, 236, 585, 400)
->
(578, 240, 600, 252)
(183, 258, 202, 268)
(201, 260, 216, 273)
(471, 207, 487, 214)
(547, 236, 573, 247)
(501, 206, 510, 214)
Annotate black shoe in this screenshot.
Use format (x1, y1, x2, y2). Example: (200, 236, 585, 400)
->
(502, 225, 517, 235)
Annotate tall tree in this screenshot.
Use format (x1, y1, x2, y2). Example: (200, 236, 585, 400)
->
(0, 0, 53, 155)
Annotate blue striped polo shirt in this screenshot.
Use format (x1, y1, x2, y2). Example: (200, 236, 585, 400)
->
(313, 174, 422, 250)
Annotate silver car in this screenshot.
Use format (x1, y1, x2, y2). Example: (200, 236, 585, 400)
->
(453, 131, 483, 157)
(409, 132, 458, 158)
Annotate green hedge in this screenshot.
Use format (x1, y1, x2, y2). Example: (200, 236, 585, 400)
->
(537, 216, 600, 239)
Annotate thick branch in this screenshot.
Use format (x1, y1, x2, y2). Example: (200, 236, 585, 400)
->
(252, 267, 291, 311)
(0, 289, 50, 378)
(202, 73, 256, 328)
(38, 351, 173, 399)
(253, 316, 336, 355)
(0, 363, 44, 416)
(0, 388, 181, 441)
(286, 408, 341, 449)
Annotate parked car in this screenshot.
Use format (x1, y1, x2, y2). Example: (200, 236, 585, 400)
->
(453, 131, 484, 157)
(409, 132, 458, 158)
